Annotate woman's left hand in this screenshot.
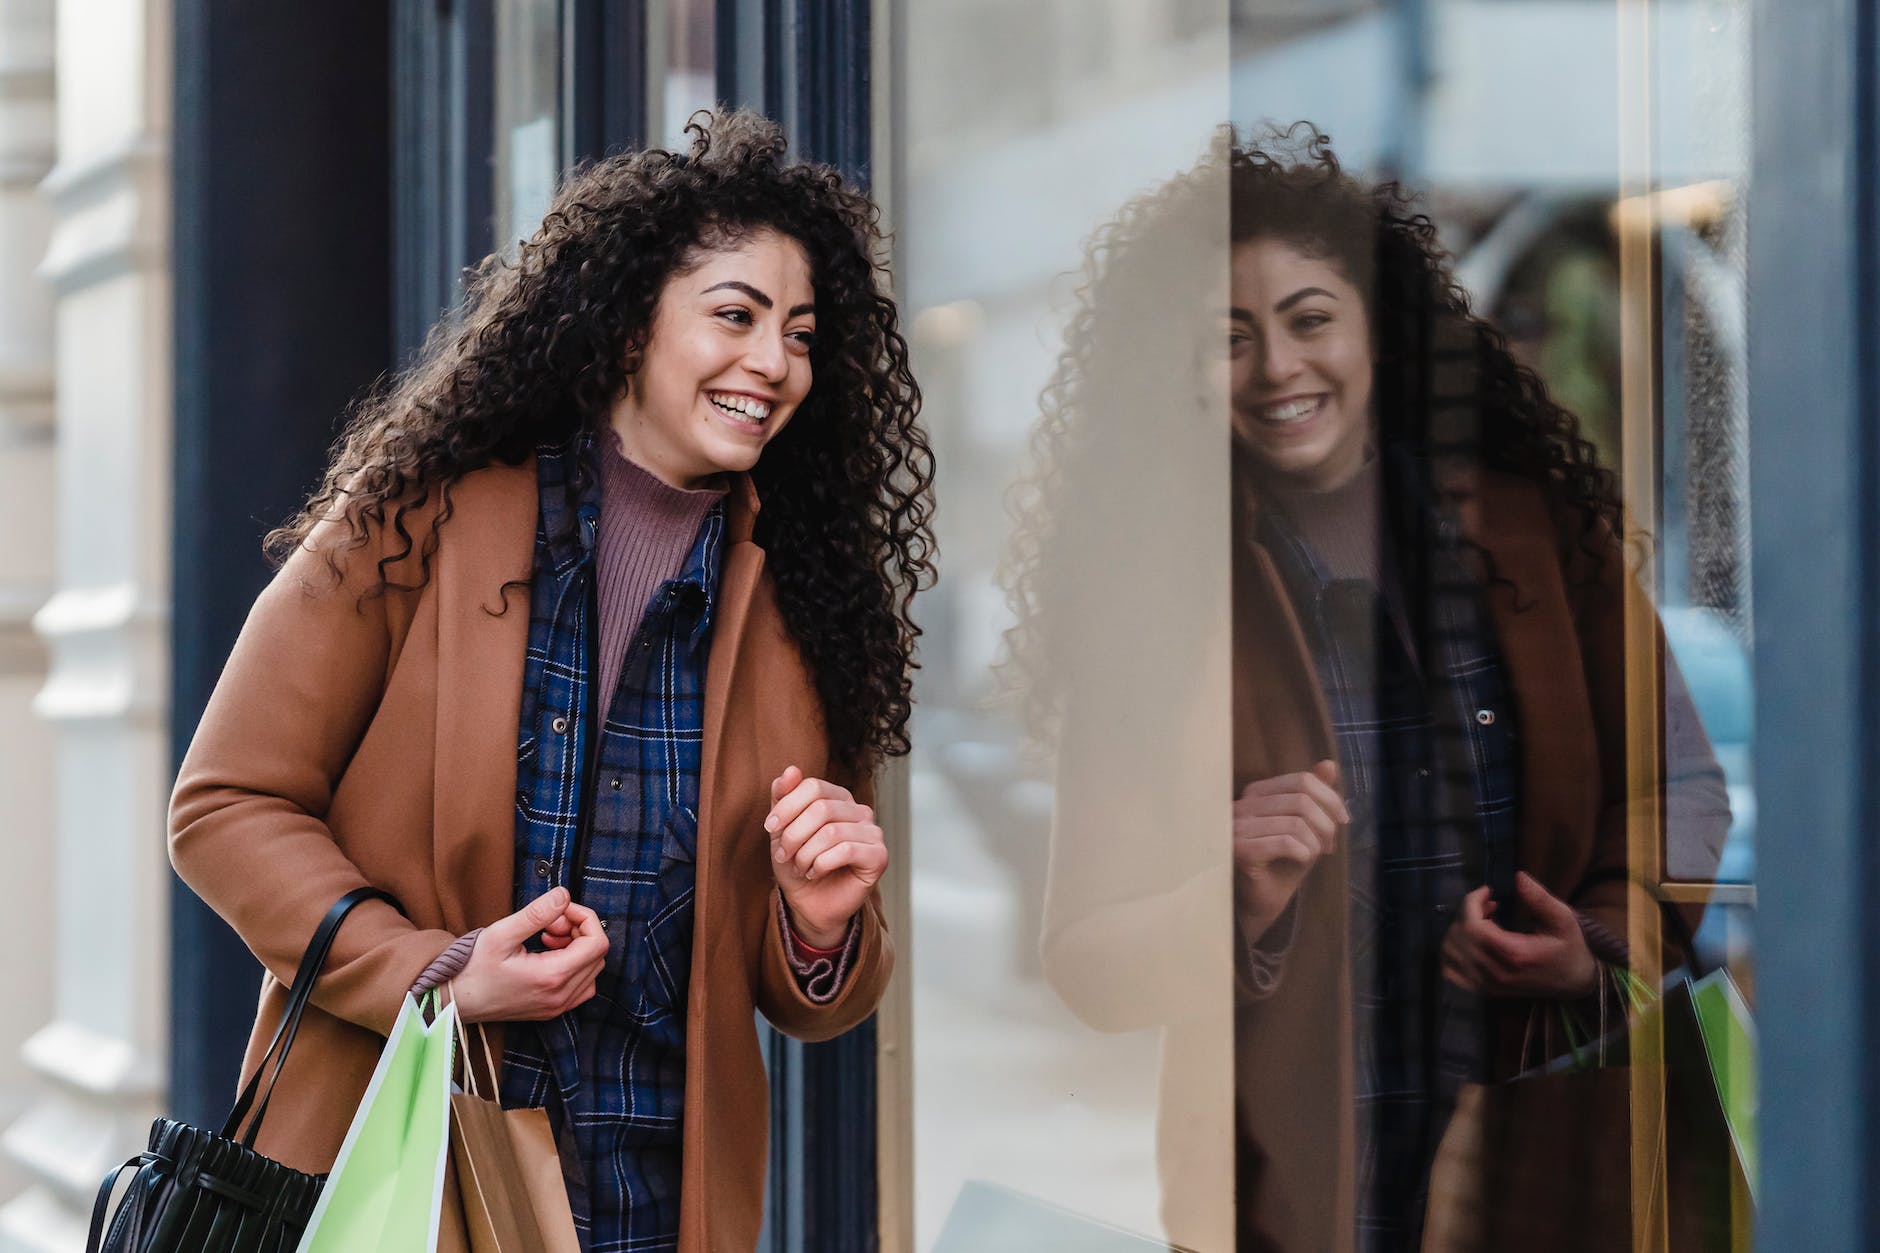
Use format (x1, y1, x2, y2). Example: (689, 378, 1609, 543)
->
(766, 765, 888, 948)
(1440, 871, 1600, 999)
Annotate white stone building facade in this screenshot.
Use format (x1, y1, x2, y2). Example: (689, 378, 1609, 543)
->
(0, 0, 172, 1247)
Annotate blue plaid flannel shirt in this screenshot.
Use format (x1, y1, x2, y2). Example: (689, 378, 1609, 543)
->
(499, 435, 722, 1252)
(1262, 454, 1520, 1251)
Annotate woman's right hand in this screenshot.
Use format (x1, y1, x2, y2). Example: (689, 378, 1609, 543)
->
(1233, 760, 1349, 940)
(451, 887, 608, 1024)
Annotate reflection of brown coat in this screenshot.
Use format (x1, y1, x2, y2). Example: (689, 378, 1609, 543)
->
(170, 459, 891, 1253)
(1042, 467, 1716, 1252)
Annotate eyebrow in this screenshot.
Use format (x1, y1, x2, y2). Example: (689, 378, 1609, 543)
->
(701, 279, 816, 319)
(1226, 287, 1339, 321)
(1275, 286, 1337, 312)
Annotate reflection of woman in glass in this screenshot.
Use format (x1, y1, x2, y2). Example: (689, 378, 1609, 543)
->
(170, 111, 933, 1250)
(1015, 129, 1728, 1251)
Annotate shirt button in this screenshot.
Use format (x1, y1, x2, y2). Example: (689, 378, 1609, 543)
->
(1417, 767, 1432, 780)
(1475, 708, 1496, 726)
(601, 918, 611, 931)
(534, 858, 551, 880)
(552, 716, 569, 734)
(610, 777, 622, 791)
(1434, 902, 1452, 916)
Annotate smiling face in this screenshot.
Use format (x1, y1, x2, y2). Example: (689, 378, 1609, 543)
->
(1223, 237, 1376, 491)
(609, 227, 817, 487)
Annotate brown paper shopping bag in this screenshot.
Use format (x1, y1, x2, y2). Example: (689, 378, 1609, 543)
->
(442, 988, 581, 1253)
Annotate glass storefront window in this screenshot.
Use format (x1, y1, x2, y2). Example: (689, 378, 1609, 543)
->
(893, 0, 1758, 1246)
(492, 0, 560, 252)
(652, 0, 718, 150)
(897, 4, 1235, 1247)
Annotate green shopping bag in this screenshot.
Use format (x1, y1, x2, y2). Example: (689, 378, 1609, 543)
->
(297, 992, 457, 1252)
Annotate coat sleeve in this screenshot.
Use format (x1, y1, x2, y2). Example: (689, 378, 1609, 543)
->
(169, 509, 461, 1038)
(1561, 507, 1728, 974)
(753, 768, 895, 1041)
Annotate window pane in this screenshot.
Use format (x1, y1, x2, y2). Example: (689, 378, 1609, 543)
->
(895, 0, 1758, 1245)
(656, 0, 717, 150)
(897, 3, 1235, 1247)
(492, 0, 560, 252)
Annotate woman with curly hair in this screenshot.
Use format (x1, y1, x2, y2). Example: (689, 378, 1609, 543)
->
(1021, 129, 1726, 1250)
(169, 109, 933, 1252)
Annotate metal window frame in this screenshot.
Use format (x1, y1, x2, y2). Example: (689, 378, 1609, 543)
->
(392, 0, 494, 360)
(1750, 0, 1880, 1248)
(742, 11, 885, 1250)
(564, 0, 649, 162)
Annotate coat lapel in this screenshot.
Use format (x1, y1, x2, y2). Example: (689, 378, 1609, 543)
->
(1456, 474, 1600, 888)
(693, 474, 766, 978)
(433, 457, 539, 933)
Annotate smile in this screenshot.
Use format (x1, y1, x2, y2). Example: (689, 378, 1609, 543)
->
(1254, 395, 1325, 426)
(707, 391, 773, 425)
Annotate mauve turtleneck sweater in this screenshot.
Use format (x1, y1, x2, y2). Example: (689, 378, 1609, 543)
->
(592, 433, 727, 705)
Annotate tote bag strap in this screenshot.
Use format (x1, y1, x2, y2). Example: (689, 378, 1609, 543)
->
(220, 885, 403, 1146)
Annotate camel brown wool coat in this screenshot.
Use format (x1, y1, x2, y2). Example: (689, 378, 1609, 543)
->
(170, 458, 892, 1253)
(1041, 466, 1722, 1252)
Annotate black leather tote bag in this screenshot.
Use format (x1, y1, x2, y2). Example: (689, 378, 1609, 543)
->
(87, 886, 401, 1253)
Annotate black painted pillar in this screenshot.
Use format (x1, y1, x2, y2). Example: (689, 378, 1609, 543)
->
(169, 2, 392, 1125)
(776, 5, 880, 1248)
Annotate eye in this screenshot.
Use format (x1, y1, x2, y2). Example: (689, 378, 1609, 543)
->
(787, 327, 817, 351)
(1294, 312, 1331, 332)
(715, 307, 754, 326)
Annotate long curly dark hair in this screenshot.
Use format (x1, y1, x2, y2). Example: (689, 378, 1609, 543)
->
(1002, 124, 1623, 737)
(267, 109, 935, 773)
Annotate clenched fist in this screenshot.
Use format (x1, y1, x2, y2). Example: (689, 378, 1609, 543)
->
(1233, 760, 1349, 941)
(766, 765, 887, 948)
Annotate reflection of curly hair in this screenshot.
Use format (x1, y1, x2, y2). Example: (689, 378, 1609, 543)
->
(1003, 124, 1624, 738)
(1229, 124, 1622, 537)
(267, 109, 935, 773)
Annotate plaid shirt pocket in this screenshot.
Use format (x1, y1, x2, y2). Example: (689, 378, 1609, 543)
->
(642, 808, 699, 1017)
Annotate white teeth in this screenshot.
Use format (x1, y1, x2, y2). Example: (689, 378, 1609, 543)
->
(710, 393, 770, 421)
(709, 392, 771, 422)
(1259, 397, 1321, 424)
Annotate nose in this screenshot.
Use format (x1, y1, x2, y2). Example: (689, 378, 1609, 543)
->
(742, 328, 790, 383)
(1252, 328, 1302, 387)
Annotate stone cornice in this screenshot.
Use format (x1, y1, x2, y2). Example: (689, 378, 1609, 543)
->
(37, 136, 169, 296)
(31, 583, 168, 726)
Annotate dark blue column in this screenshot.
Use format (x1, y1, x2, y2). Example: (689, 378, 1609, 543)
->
(565, 0, 648, 164)
(169, 1, 393, 1126)
(747, 4, 882, 1249)
(1749, 0, 1880, 1246)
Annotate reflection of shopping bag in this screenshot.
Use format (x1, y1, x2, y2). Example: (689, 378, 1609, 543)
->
(1422, 967, 1756, 1253)
(933, 1181, 1193, 1252)
(298, 993, 457, 1252)
(440, 997, 579, 1253)
(1657, 968, 1757, 1249)
(1421, 1065, 1635, 1251)
(1665, 969, 1757, 1201)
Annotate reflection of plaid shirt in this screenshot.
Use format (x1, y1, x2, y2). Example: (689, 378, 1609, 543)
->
(499, 436, 721, 1252)
(1262, 461, 1519, 1251)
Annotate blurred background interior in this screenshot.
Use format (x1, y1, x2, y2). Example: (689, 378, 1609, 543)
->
(0, 1, 1869, 1250)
